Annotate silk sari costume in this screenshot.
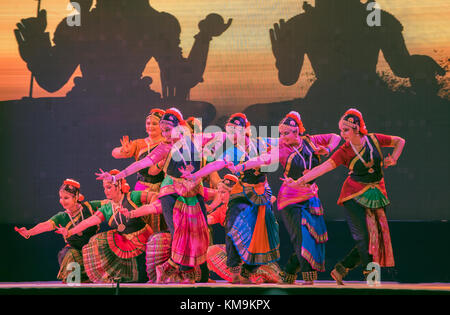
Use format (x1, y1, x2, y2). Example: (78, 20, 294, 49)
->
(329, 133, 395, 274)
(144, 186, 217, 283)
(227, 137, 280, 274)
(150, 137, 209, 269)
(82, 190, 154, 283)
(277, 133, 334, 282)
(141, 109, 217, 283)
(145, 231, 203, 283)
(204, 115, 280, 277)
(48, 200, 101, 282)
(117, 109, 166, 233)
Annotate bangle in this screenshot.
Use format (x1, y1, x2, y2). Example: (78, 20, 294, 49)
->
(326, 147, 331, 155)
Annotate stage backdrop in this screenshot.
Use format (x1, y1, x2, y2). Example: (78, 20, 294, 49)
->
(0, 0, 449, 227)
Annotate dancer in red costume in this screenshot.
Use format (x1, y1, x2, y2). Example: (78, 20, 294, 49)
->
(295, 108, 405, 284)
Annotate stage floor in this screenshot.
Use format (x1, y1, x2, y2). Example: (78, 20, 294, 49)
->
(1, 281, 449, 295)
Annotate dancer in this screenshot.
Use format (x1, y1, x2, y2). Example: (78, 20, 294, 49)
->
(182, 112, 280, 284)
(96, 108, 210, 284)
(15, 179, 100, 283)
(112, 108, 166, 232)
(295, 108, 405, 284)
(112, 108, 165, 191)
(229, 111, 341, 284)
(125, 178, 226, 284)
(204, 174, 282, 284)
(56, 170, 155, 283)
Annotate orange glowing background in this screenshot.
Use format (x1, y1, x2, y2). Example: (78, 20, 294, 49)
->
(1, 0, 449, 114)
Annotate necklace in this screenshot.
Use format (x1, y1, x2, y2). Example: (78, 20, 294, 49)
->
(65, 204, 84, 236)
(173, 136, 193, 170)
(111, 195, 126, 232)
(290, 141, 313, 171)
(350, 136, 375, 174)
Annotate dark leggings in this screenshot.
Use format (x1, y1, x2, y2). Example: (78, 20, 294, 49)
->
(159, 193, 209, 273)
(340, 199, 373, 269)
(136, 252, 149, 283)
(280, 203, 313, 274)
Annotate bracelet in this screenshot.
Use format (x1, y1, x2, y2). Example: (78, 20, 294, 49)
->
(326, 147, 331, 155)
(240, 163, 246, 172)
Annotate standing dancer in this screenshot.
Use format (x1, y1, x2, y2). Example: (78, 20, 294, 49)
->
(204, 174, 282, 284)
(15, 179, 100, 283)
(296, 108, 405, 284)
(96, 108, 210, 284)
(112, 108, 166, 191)
(56, 170, 155, 283)
(182, 112, 280, 284)
(228, 111, 341, 284)
(112, 108, 166, 232)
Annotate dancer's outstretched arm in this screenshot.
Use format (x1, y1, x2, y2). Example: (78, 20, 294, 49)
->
(297, 160, 337, 186)
(55, 215, 102, 238)
(231, 150, 279, 174)
(15, 221, 54, 239)
(181, 159, 232, 181)
(96, 143, 171, 182)
(120, 201, 163, 220)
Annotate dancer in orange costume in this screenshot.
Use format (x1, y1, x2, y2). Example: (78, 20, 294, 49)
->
(112, 108, 166, 233)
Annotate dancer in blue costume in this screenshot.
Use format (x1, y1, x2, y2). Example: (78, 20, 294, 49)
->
(182, 113, 280, 284)
(235, 111, 341, 284)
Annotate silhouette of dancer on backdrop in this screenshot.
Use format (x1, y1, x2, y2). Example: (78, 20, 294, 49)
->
(14, 0, 232, 102)
(269, 0, 445, 100)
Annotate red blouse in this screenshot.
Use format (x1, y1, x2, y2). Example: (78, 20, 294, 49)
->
(328, 133, 394, 205)
(330, 133, 393, 168)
